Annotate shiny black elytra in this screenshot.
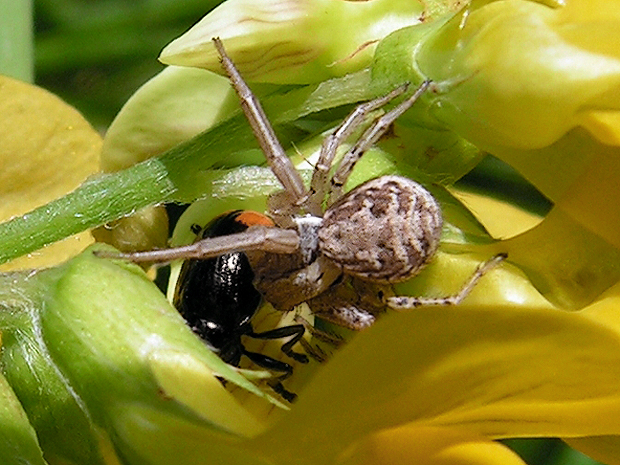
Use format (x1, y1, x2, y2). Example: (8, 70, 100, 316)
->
(173, 210, 308, 402)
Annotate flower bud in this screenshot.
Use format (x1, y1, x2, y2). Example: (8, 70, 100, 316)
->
(92, 205, 169, 255)
(1, 247, 286, 463)
(160, 0, 456, 84)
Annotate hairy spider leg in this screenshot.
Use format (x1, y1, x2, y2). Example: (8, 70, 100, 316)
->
(305, 84, 409, 215)
(212, 37, 307, 205)
(96, 226, 300, 263)
(328, 80, 431, 205)
(387, 253, 508, 309)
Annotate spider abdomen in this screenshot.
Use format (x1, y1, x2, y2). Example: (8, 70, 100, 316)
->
(318, 175, 442, 283)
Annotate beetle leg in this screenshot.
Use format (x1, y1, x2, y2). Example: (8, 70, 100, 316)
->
(242, 349, 297, 402)
(249, 324, 309, 364)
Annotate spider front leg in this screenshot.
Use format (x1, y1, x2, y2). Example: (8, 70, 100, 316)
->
(213, 37, 307, 207)
(386, 253, 507, 309)
(328, 80, 431, 205)
(94, 226, 299, 263)
(304, 84, 409, 215)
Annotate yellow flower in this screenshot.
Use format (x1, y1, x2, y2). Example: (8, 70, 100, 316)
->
(440, 0, 620, 311)
(367, 0, 620, 310)
(3, 0, 620, 463)
(5, 215, 620, 465)
(0, 76, 100, 270)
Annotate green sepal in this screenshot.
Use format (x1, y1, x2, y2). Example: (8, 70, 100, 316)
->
(0, 369, 48, 465)
(1, 245, 295, 463)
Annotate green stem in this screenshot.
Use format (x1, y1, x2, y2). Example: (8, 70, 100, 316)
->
(0, 70, 375, 264)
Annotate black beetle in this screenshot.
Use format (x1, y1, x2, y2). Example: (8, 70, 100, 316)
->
(173, 210, 308, 402)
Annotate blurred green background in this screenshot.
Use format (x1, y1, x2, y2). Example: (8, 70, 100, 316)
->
(0, 1, 597, 464)
(33, 0, 224, 129)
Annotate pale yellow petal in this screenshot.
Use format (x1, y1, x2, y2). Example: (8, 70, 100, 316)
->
(338, 426, 527, 465)
(577, 110, 620, 146)
(0, 76, 100, 269)
(450, 189, 543, 240)
(555, 147, 620, 250)
(252, 292, 620, 461)
(101, 66, 235, 172)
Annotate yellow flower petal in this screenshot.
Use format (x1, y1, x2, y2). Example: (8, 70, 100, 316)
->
(338, 426, 527, 465)
(482, 206, 620, 309)
(0, 76, 100, 270)
(556, 146, 620, 250)
(417, 0, 620, 150)
(578, 110, 620, 146)
(250, 289, 620, 462)
(566, 436, 620, 465)
(450, 190, 543, 240)
(476, 138, 620, 309)
(492, 134, 620, 273)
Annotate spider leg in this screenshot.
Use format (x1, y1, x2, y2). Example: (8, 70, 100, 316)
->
(249, 324, 309, 364)
(94, 226, 299, 263)
(328, 80, 431, 204)
(305, 84, 409, 215)
(212, 37, 307, 205)
(306, 280, 381, 331)
(386, 253, 507, 309)
(309, 298, 377, 331)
